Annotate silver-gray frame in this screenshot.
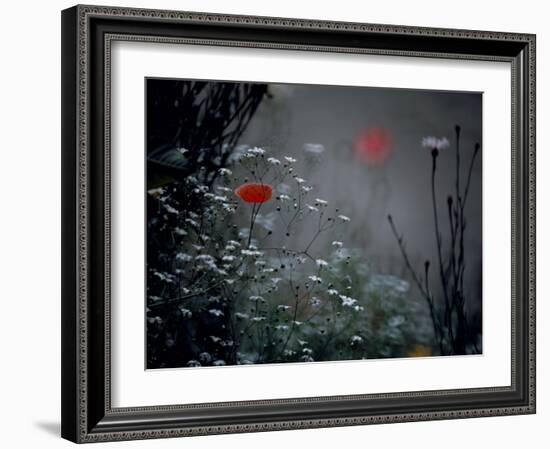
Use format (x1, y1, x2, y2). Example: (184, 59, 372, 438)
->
(61, 4, 536, 443)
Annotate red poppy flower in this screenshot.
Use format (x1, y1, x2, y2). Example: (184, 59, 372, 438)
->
(353, 127, 393, 166)
(234, 183, 273, 204)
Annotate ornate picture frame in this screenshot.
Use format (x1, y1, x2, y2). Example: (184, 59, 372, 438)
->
(61, 4, 536, 443)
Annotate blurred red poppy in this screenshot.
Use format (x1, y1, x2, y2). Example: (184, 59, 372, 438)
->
(234, 183, 273, 204)
(353, 127, 393, 165)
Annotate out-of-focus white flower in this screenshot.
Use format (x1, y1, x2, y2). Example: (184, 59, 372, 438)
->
(179, 308, 192, 319)
(295, 177, 306, 184)
(301, 185, 313, 192)
(284, 156, 297, 163)
(199, 352, 212, 363)
(338, 214, 351, 222)
(306, 204, 319, 212)
(186, 360, 201, 367)
(208, 309, 224, 317)
(249, 295, 265, 302)
(339, 295, 358, 307)
(241, 249, 263, 257)
(218, 168, 232, 176)
(350, 335, 363, 344)
(303, 143, 325, 154)
(164, 204, 179, 215)
(310, 297, 321, 306)
(277, 305, 291, 311)
(212, 360, 226, 366)
(235, 312, 249, 319)
(174, 227, 187, 236)
(175, 252, 192, 262)
(267, 157, 281, 165)
(308, 275, 323, 283)
(247, 147, 266, 155)
(332, 241, 343, 248)
(316, 259, 329, 267)
(315, 198, 328, 206)
(327, 289, 339, 296)
(421, 136, 450, 150)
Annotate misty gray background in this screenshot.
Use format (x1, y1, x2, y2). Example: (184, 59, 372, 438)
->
(238, 83, 482, 311)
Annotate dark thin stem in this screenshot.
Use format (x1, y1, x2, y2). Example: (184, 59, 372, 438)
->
(431, 152, 452, 332)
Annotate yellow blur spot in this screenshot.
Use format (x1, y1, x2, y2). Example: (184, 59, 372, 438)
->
(408, 345, 432, 358)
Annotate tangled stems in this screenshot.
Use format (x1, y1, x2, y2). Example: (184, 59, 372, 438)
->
(388, 126, 480, 355)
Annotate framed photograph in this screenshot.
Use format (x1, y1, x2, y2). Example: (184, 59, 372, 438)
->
(61, 4, 536, 443)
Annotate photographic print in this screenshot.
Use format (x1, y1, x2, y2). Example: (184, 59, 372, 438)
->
(145, 78, 482, 369)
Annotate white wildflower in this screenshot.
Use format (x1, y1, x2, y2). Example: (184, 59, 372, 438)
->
(147, 187, 164, 198)
(174, 227, 187, 236)
(153, 271, 174, 283)
(308, 275, 323, 283)
(306, 204, 319, 212)
(277, 305, 291, 311)
(275, 325, 289, 331)
(297, 339, 308, 346)
(179, 308, 192, 318)
(327, 289, 339, 296)
(222, 255, 236, 262)
(339, 295, 358, 307)
(241, 249, 263, 257)
(249, 295, 265, 303)
(235, 312, 249, 319)
(315, 198, 328, 206)
(310, 297, 321, 306)
(213, 360, 226, 366)
(247, 147, 266, 155)
(186, 360, 201, 367)
(332, 241, 343, 248)
(301, 185, 313, 192)
(338, 214, 351, 222)
(185, 218, 199, 227)
(164, 204, 179, 214)
(421, 136, 450, 150)
(175, 252, 192, 262)
(294, 177, 306, 184)
(278, 194, 291, 201)
(350, 335, 363, 344)
(316, 259, 329, 267)
(218, 168, 232, 176)
(267, 157, 281, 165)
(284, 156, 297, 163)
